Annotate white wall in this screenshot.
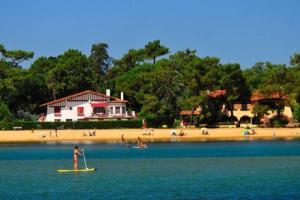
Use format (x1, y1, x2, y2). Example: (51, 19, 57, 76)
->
(45, 101, 93, 122)
(45, 101, 127, 122)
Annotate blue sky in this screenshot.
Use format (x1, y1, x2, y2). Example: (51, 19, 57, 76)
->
(1, 0, 300, 68)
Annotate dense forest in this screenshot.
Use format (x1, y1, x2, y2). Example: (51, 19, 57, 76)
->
(1, 41, 300, 126)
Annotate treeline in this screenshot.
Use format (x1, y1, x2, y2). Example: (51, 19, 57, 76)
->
(1, 41, 300, 126)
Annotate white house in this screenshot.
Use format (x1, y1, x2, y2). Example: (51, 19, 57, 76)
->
(40, 90, 136, 122)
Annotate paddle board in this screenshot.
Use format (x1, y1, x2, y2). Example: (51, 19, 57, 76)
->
(57, 168, 97, 173)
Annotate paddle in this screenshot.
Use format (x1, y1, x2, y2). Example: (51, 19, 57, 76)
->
(82, 149, 88, 169)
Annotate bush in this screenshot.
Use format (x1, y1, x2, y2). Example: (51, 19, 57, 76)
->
(270, 116, 289, 128)
(0, 101, 11, 121)
(293, 104, 300, 122)
(217, 121, 235, 125)
(0, 120, 142, 130)
(143, 117, 163, 128)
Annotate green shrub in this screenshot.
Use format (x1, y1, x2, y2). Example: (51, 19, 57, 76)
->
(0, 120, 142, 130)
(270, 116, 289, 127)
(0, 101, 11, 121)
(293, 104, 300, 122)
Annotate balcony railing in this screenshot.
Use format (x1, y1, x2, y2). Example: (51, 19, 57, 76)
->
(84, 112, 135, 119)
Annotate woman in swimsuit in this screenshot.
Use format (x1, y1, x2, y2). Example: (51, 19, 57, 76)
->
(73, 146, 83, 170)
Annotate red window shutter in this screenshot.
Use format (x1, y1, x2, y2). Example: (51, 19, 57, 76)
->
(77, 107, 84, 114)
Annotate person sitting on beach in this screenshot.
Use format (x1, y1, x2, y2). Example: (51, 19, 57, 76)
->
(201, 127, 209, 135)
(143, 128, 154, 136)
(249, 128, 256, 135)
(179, 129, 185, 136)
(243, 128, 250, 135)
(143, 128, 149, 135)
(73, 146, 83, 170)
(39, 132, 46, 138)
(171, 129, 176, 136)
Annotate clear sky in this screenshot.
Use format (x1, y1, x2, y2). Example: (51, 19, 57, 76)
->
(1, 0, 300, 68)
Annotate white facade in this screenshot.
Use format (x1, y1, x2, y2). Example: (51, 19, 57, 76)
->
(42, 90, 135, 122)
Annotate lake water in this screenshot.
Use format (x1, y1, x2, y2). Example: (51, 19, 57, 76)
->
(0, 141, 300, 199)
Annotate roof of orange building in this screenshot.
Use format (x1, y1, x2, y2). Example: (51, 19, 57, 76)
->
(207, 89, 227, 98)
(179, 110, 201, 116)
(250, 91, 289, 101)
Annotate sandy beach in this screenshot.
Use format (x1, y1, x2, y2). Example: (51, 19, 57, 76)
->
(1, 128, 300, 143)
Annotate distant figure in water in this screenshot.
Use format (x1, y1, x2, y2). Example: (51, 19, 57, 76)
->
(137, 136, 146, 148)
(121, 134, 130, 148)
(73, 146, 83, 170)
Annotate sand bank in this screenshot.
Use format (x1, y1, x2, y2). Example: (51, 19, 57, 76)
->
(1, 128, 300, 143)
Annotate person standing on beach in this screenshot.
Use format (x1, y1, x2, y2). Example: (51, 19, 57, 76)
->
(54, 127, 58, 138)
(121, 134, 125, 142)
(73, 146, 83, 170)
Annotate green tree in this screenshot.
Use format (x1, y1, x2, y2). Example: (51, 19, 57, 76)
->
(113, 49, 145, 72)
(153, 59, 184, 126)
(115, 63, 156, 111)
(219, 63, 249, 120)
(0, 44, 34, 67)
(293, 104, 300, 122)
(0, 101, 11, 121)
(144, 40, 169, 64)
(243, 62, 265, 90)
(259, 62, 290, 116)
(89, 43, 110, 74)
(46, 49, 97, 99)
(290, 53, 300, 66)
(252, 103, 270, 125)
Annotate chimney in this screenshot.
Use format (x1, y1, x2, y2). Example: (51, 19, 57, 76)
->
(120, 92, 124, 100)
(106, 89, 110, 96)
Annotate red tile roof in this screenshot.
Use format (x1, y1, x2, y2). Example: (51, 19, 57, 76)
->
(207, 89, 227, 97)
(250, 91, 289, 101)
(179, 110, 200, 116)
(40, 90, 127, 106)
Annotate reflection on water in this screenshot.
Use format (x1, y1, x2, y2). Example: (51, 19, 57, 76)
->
(0, 141, 300, 199)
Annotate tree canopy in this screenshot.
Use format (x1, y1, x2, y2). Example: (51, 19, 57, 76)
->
(0, 42, 300, 126)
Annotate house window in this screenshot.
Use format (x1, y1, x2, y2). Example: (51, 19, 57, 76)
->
(69, 107, 72, 110)
(110, 107, 113, 115)
(54, 107, 61, 113)
(122, 107, 125, 114)
(54, 107, 61, 116)
(66, 119, 72, 122)
(241, 104, 248, 111)
(54, 119, 61, 122)
(77, 107, 84, 116)
(93, 107, 106, 115)
(115, 107, 120, 114)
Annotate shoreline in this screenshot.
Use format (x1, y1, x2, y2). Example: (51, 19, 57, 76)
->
(1, 128, 300, 144)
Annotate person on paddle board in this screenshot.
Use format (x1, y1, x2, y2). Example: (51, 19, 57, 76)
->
(73, 146, 83, 170)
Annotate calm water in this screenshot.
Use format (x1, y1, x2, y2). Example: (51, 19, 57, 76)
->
(0, 141, 300, 199)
